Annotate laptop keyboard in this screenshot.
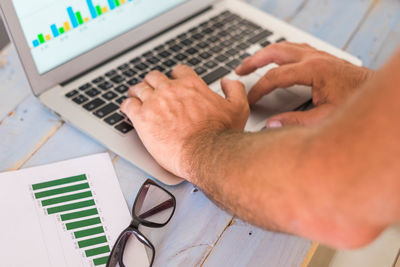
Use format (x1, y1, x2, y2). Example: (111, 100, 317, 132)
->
(65, 10, 284, 135)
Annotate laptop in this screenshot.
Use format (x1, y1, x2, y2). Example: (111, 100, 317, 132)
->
(0, 0, 361, 185)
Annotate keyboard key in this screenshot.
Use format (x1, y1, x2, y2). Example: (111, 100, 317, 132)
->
(105, 70, 117, 77)
(207, 36, 219, 43)
(248, 30, 273, 44)
(110, 75, 125, 84)
(174, 53, 187, 61)
(194, 67, 207, 75)
(72, 95, 89, 105)
(276, 37, 286, 43)
(199, 52, 212, 59)
(135, 62, 149, 71)
(127, 78, 140, 86)
(260, 40, 271, 47)
(170, 44, 182, 52)
(239, 52, 251, 60)
(79, 83, 91, 91)
(216, 55, 229, 63)
(210, 45, 223, 53)
(102, 91, 118, 100)
(118, 63, 130, 71)
(202, 27, 214, 34)
(166, 39, 175, 46)
(147, 57, 160, 65)
(130, 57, 141, 64)
(92, 76, 105, 84)
(202, 66, 230, 85)
(115, 84, 129, 94)
(105, 113, 124, 126)
(177, 33, 187, 39)
(221, 39, 233, 47)
(151, 66, 166, 72)
(163, 59, 177, 68)
(226, 59, 241, 69)
(98, 81, 113, 91)
(83, 98, 105, 111)
(115, 121, 134, 134)
(186, 47, 198, 55)
(192, 33, 204, 40)
(123, 69, 137, 78)
(155, 44, 164, 51)
(219, 31, 230, 38)
(197, 42, 209, 49)
(181, 39, 193, 46)
(204, 60, 218, 69)
(226, 48, 239, 56)
(236, 42, 250, 50)
(188, 58, 201, 66)
(94, 103, 119, 118)
(139, 72, 149, 79)
(86, 88, 101, 97)
(65, 90, 78, 98)
(142, 51, 153, 58)
(116, 96, 128, 105)
(158, 51, 171, 58)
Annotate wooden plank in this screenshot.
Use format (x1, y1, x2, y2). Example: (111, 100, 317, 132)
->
(0, 95, 62, 172)
(0, 46, 31, 121)
(346, 0, 400, 69)
(246, 0, 307, 21)
(201, 0, 376, 266)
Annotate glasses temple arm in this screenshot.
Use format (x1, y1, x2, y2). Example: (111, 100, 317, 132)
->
(138, 198, 174, 220)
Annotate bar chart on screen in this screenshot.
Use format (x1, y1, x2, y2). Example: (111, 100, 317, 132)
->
(0, 154, 131, 267)
(11, 0, 186, 73)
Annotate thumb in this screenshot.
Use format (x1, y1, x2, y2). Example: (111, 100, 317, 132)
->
(220, 78, 247, 105)
(266, 105, 335, 128)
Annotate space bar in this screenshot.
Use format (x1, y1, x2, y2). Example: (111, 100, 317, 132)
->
(202, 67, 231, 85)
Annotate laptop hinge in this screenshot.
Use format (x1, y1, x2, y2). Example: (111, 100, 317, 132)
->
(61, 5, 213, 87)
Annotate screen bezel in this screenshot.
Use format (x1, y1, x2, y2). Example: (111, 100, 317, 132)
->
(0, 0, 215, 95)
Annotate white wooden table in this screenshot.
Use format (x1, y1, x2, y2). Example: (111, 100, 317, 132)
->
(1, 1, 400, 266)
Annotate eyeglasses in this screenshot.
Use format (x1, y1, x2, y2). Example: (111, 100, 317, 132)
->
(106, 179, 176, 267)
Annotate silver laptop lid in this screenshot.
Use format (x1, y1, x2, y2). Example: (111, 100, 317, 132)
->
(0, 0, 215, 95)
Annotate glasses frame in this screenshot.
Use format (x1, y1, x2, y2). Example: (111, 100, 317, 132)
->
(106, 179, 176, 267)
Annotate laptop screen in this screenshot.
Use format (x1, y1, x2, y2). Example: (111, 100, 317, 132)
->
(12, 0, 188, 74)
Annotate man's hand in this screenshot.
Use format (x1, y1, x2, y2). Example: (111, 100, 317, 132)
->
(236, 42, 373, 127)
(121, 65, 249, 179)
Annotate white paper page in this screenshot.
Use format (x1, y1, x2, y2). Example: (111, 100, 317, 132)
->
(0, 153, 147, 267)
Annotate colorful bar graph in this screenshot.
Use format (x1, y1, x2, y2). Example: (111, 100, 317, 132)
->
(67, 7, 79, 28)
(87, 0, 98, 19)
(45, 34, 51, 41)
(31, 0, 135, 48)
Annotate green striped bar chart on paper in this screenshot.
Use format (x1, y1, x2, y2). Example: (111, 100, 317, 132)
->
(32, 174, 110, 266)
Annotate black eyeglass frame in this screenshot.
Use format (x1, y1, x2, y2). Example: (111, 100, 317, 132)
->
(106, 179, 176, 267)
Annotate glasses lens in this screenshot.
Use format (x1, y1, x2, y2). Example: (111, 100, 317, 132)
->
(108, 231, 153, 267)
(122, 232, 153, 267)
(134, 184, 174, 225)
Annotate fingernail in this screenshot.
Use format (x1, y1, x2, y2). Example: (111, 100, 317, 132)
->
(267, 120, 282, 128)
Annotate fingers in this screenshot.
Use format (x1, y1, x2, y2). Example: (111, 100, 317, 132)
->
(220, 78, 247, 106)
(248, 63, 313, 104)
(266, 105, 335, 128)
(145, 70, 170, 88)
(128, 82, 154, 101)
(172, 64, 198, 79)
(121, 97, 142, 122)
(235, 42, 305, 76)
